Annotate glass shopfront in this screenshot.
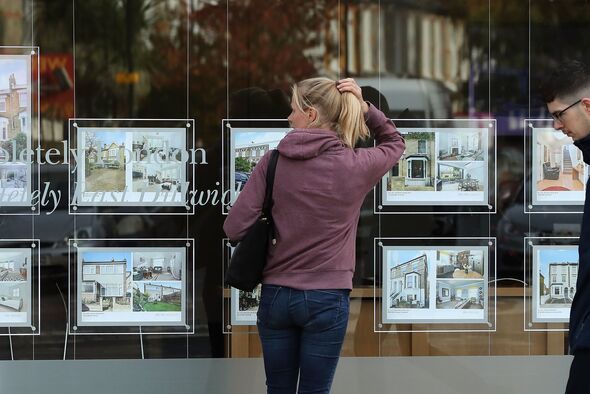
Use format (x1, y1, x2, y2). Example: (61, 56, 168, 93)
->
(0, 0, 588, 392)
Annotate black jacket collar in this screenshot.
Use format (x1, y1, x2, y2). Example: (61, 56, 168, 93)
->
(574, 134, 590, 165)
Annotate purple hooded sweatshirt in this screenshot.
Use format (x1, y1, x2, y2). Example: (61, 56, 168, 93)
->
(224, 103, 405, 290)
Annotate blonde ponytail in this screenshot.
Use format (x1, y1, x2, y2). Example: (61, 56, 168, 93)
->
(292, 77, 369, 148)
(338, 92, 369, 148)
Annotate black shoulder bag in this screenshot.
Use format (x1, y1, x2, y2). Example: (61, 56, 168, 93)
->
(224, 149, 279, 292)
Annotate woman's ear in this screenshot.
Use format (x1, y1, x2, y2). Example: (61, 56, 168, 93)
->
(582, 98, 590, 115)
(307, 107, 318, 124)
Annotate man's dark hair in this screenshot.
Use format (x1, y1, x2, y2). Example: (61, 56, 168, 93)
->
(539, 60, 590, 103)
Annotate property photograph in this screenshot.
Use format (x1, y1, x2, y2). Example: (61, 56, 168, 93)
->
(133, 281, 181, 312)
(238, 285, 261, 313)
(437, 130, 485, 161)
(232, 129, 289, 190)
(537, 247, 578, 308)
(0, 249, 28, 281)
(386, 131, 436, 192)
(132, 250, 183, 281)
(0, 164, 27, 189)
(132, 162, 183, 193)
(534, 130, 586, 192)
(436, 280, 485, 309)
(0, 56, 30, 160)
(132, 130, 184, 162)
(436, 161, 485, 191)
(83, 130, 127, 192)
(80, 251, 133, 313)
(0, 282, 27, 312)
(435, 249, 485, 279)
(386, 249, 430, 309)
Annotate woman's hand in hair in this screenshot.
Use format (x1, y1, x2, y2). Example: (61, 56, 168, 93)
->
(336, 78, 369, 114)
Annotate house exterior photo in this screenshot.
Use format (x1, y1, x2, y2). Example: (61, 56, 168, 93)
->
(548, 263, 577, 302)
(388, 134, 435, 190)
(389, 254, 428, 308)
(81, 260, 128, 305)
(144, 283, 181, 303)
(98, 142, 126, 167)
(0, 74, 28, 141)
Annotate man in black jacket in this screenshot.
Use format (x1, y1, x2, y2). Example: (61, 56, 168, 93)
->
(541, 60, 590, 394)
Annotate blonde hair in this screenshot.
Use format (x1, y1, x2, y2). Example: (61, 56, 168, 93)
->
(292, 77, 369, 148)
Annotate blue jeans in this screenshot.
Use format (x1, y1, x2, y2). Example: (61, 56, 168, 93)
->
(257, 284, 350, 394)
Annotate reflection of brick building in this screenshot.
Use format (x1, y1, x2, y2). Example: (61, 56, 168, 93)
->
(0, 74, 28, 141)
(235, 143, 270, 165)
(548, 263, 577, 301)
(389, 254, 428, 308)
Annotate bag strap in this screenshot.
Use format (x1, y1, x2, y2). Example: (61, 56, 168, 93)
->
(262, 149, 279, 217)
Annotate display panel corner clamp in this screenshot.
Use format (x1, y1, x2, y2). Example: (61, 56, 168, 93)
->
(376, 118, 496, 214)
(68, 238, 194, 335)
(376, 237, 495, 333)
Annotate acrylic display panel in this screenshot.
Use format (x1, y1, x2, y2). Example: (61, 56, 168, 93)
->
(0, 47, 40, 214)
(375, 237, 496, 333)
(375, 118, 496, 214)
(222, 240, 260, 331)
(230, 286, 260, 326)
(524, 237, 577, 331)
(68, 238, 194, 335)
(0, 239, 40, 335)
(524, 119, 587, 213)
(68, 119, 196, 215)
(222, 119, 290, 215)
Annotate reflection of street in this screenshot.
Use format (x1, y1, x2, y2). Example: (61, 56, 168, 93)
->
(86, 168, 125, 192)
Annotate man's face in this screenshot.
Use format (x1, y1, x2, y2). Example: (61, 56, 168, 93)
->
(547, 97, 590, 141)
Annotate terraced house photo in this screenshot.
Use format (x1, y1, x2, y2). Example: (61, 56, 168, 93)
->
(386, 131, 435, 192)
(387, 251, 429, 309)
(537, 248, 578, 309)
(80, 251, 132, 313)
(0, 56, 30, 163)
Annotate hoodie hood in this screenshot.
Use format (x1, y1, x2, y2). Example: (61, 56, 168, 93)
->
(277, 129, 344, 160)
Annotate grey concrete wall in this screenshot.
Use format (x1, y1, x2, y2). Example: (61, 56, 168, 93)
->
(0, 356, 572, 394)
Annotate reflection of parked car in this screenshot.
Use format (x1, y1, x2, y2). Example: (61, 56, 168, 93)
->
(235, 172, 249, 190)
(161, 182, 172, 190)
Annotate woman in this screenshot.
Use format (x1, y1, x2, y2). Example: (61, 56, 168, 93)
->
(224, 77, 405, 393)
